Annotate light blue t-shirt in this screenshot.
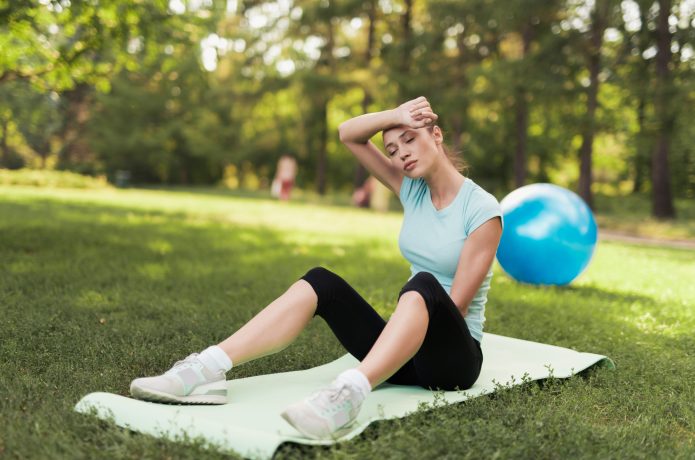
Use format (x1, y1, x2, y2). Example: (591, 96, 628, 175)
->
(398, 176, 503, 342)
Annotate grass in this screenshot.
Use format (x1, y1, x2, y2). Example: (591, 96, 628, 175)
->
(593, 193, 695, 241)
(1, 184, 694, 459)
(3, 167, 695, 240)
(0, 168, 111, 189)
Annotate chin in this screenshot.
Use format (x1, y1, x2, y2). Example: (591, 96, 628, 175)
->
(404, 166, 423, 178)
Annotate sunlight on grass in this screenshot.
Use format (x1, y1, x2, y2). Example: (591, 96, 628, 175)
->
(1, 185, 694, 459)
(147, 239, 173, 255)
(75, 290, 112, 310)
(137, 263, 169, 280)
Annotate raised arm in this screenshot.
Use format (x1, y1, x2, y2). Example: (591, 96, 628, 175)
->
(338, 97, 438, 195)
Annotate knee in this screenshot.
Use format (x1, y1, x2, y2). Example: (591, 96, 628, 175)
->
(398, 290, 426, 307)
(410, 271, 439, 287)
(400, 272, 440, 298)
(303, 266, 340, 287)
(300, 266, 344, 311)
(399, 272, 442, 317)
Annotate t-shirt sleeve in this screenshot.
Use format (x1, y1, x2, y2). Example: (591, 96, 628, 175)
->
(464, 188, 504, 237)
(398, 176, 416, 207)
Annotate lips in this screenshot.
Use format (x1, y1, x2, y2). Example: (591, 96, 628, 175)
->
(404, 160, 417, 171)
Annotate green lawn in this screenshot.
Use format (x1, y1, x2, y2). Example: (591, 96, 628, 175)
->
(593, 193, 695, 241)
(1, 185, 694, 459)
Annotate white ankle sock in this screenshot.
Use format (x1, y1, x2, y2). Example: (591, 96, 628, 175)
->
(335, 369, 372, 399)
(198, 345, 233, 373)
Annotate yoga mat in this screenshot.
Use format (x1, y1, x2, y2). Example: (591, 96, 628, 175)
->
(75, 334, 614, 459)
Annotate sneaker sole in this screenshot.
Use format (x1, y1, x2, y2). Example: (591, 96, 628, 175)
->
(130, 381, 228, 405)
(280, 409, 357, 440)
(280, 409, 327, 439)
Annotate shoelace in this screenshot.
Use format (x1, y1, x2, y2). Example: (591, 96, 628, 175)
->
(308, 383, 350, 405)
(173, 353, 199, 368)
(165, 353, 225, 378)
(164, 353, 199, 375)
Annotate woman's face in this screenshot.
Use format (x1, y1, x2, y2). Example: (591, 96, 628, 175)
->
(383, 125, 443, 177)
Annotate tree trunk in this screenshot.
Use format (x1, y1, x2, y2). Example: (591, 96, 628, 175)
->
(513, 23, 532, 189)
(578, 0, 608, 209)
(632, 96, 648, 193)
(398, 0, 413, 101)
(57, 83, 93, 169)
(353, 91, 371, 188)
(514, 88, 528, 188)
(354, 0, 376, 189)
(1, 117, 8, 168)
(632, 2, 651, 194)
(651, 0, 675, 218)
(316, 99, 328, 195)
(452, 31, 470, 154)
(39, 141, 50, 169)
(313, 19, 335, 195)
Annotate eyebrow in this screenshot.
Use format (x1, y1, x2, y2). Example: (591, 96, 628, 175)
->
(385, 130, 414, 149)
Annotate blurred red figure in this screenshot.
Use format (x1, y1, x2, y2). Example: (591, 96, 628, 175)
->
(271, 155, 298, 201)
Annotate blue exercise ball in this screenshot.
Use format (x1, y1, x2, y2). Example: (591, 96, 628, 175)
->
(496, 183, 598, 286)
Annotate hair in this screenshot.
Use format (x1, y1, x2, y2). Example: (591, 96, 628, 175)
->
(427, 126, 469, 175)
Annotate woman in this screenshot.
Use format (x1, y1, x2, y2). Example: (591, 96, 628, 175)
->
(130, 96, 503, 439)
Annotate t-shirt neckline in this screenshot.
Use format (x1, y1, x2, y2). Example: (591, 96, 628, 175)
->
(426, 178, 468, 215)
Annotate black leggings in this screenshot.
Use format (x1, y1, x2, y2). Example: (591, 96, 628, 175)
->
(301, 267, 483, 391)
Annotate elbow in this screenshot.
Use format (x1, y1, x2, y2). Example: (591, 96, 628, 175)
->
(338, 122, 349, 144)
(452, 295, 471, 316)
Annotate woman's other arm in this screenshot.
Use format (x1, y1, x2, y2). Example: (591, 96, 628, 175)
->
(449, 218, 503, 316)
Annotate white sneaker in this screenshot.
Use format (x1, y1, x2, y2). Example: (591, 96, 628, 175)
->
(130, 353, 228, 404)
(281, 381, 364, 439)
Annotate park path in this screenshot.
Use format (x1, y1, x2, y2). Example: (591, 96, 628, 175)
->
(599, 229, 695, 250)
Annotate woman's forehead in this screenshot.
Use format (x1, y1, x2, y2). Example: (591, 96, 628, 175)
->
(382, 125, 410, 143)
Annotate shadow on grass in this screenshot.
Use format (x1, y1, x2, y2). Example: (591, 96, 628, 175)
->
(2, 196, 694, 459)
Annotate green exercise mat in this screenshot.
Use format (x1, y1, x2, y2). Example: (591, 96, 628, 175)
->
(74, 333, 614, 459)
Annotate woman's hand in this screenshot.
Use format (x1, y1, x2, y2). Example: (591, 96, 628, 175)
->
(394, 96, 439, 128)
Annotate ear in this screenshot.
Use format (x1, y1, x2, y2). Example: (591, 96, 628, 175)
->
(430, 125, 444, 145)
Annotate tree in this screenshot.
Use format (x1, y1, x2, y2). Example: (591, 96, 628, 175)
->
(353, 0, 378, 189)
(577, 0, 614, 209)
(650, 0, 676, 218)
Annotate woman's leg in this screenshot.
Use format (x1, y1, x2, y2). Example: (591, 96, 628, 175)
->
(130, 274, 320, 404)
(359, 271, 482, 390)
(400, 272, 483, 390)
(280, 270, 448, 439)
(281, 267, 425, 438)
(300, 266, 421, 385)
(282, 271, 481, 438)
(219, 265, 412, 375)
(356, 290, 429, 387)
(217, 278, 318, 365)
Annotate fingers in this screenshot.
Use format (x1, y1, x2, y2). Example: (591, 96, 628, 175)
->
(409, 97, 437, 121)
(412, 108, 437, 118)
(412, 109, 438, 123)
(399, 96, 438, 128)
(411, 117, 436, 128)
(409, 98, 430, 112)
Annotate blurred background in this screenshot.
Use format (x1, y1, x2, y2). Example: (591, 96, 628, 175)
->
(1, 0, 693, 218)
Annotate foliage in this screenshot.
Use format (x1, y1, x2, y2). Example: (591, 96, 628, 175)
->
(1, 1, 694, 212)
(0, 167, 110, 188)
(1, 186, 694, 458)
